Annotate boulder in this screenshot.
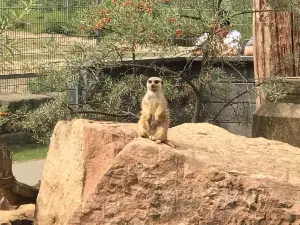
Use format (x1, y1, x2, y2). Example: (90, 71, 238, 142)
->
(0, 204, 35, 224)
(35, 119, 300, 224)
(34, 120, 138, 225)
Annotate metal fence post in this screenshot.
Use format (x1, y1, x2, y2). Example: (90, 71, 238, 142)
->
(80, 68, 89, 103)
(95, 0, 102, 45)
(66, 0, 71, 20)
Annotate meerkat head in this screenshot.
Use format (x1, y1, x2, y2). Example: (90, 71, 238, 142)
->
(147, 77, 163, 92)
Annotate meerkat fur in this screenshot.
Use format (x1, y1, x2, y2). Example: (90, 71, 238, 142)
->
(138, 77, 175, 148)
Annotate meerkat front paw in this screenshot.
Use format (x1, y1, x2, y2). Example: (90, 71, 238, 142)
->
(154, 114, 160, 122)
(155, 140, 162, 144)
(149, 135, 156, 141)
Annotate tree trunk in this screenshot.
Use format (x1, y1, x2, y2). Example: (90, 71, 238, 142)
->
(253, 0, 298, 108)
(192, 97, 202, 123)
(0, 144, 39, 206)
(186, 80, 203, 123)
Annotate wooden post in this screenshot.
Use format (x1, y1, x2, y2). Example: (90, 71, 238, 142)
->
(0, 143, 39, 206)
(253, 0, 298, 108)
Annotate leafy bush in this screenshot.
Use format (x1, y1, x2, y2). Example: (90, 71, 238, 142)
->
(42, 22, 75, 35)
(41, 11, 78, 35)
(28, 65, 68, 94)
(7, 0, 296, 144)
(6, 94, 70, 143)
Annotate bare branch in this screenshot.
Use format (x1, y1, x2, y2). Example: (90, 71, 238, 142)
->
(231, 9, 283, 18)
(67, 106, 139, 119)
(180, 9, 283, 22)
(211, 79, 271, 122)
(224, 61, 248, 82)
(179, 14, 203, 21)
(217, 0, 223, 11)
(211, 89, 249, 122)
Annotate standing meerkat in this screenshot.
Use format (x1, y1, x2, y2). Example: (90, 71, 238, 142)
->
(138, 77, 175, 148)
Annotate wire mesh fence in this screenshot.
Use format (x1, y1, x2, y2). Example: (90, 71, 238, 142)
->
(0, 0, 96, 76)
(0, 73, 47, 93)
(0, 0, 253, 93)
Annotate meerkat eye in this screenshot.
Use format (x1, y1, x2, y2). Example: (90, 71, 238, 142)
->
(148, 80, 152, 84)
(154, 80, 160, 84)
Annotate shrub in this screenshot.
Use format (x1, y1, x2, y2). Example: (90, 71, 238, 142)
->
(42, 22, 74, 35)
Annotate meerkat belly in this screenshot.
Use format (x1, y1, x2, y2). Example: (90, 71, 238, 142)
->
(148, 100, 159, 115)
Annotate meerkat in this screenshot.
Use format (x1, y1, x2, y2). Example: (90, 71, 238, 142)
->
(138, 77, 175, 148)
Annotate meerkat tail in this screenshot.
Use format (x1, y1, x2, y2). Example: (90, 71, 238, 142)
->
(164, 140, 176, 148)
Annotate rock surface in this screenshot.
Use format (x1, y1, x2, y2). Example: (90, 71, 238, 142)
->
(0, 204, 35, 224)
(34, 120, 138, 225)
(35, 119, 300, 224)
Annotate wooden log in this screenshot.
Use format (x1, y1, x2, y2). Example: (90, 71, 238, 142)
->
(253, 0, 298, 108)
(0, 143, 39, 206)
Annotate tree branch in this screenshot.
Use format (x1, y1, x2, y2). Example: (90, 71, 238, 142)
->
(121, 62, 183, 76)
(224, 61, 248, 82)
(217, 0, 223, 11)
(231, 9, 283, 17)
(179, 14, 203, 20)
(67, 106, 139, 119)
(211, 79, 269, 122)
(180, 9, 283, 22)
(211, 89, 249, 122)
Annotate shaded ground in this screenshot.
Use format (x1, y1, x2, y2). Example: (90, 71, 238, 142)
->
(12, 159, 45, 186)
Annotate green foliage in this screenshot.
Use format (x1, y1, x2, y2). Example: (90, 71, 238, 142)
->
(0, 106, 10, 134)
(37, 0, 94, 8)
(260, 76, 295, 102)
(76, 0, 183, 49)
(41, 11, 78, 35)
(268, 0, 298, 11)
(0, 0, 37, 71)
(1, 0, 20, 7)
(6, 0, 297, 143)
(9, 94, 71, 143)
(0, 0, 36, 32)
(10, 143, 48, 162)
(42, 22, 70, 35)
(27, 64, 68, 93)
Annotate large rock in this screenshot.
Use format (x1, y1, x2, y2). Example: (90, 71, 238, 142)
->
(35, 119, 300, 224)
(0, 204, 35, 224)
(34, 120, 138, 225)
